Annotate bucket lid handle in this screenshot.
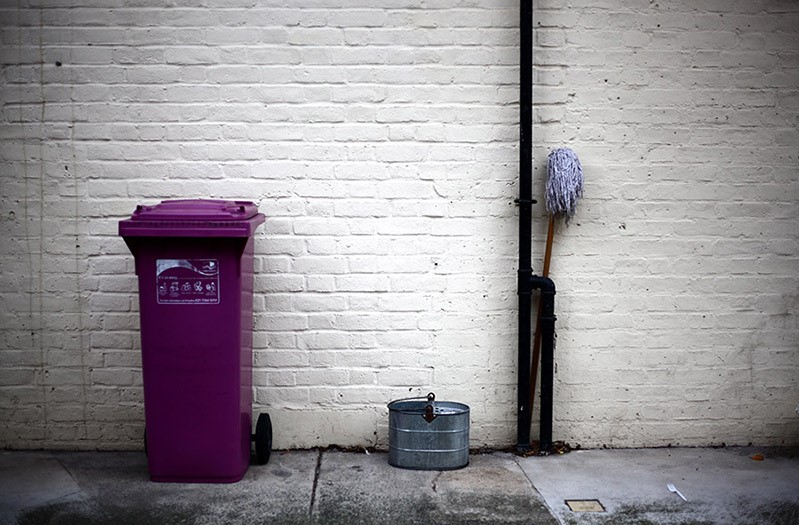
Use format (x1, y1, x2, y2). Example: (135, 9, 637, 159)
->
(423, 392, 437, 423)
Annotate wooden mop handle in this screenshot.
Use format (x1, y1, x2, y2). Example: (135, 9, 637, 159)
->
(541, 214, 555, 278)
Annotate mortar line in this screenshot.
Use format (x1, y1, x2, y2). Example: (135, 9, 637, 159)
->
(36, 0, 48, 434)
(67, 32, 89, 436)
(17, 0, 34, 360)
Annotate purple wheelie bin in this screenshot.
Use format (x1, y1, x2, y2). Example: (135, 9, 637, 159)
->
(119, 199, 270, 483)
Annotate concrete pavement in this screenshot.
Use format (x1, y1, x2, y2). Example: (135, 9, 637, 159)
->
(1, 447, 797, 524)
(0, 449, 556, 525)
(519, 446, 799, 525)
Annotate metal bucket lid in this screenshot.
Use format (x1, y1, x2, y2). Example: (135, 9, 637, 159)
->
(388, 392, 469, 417)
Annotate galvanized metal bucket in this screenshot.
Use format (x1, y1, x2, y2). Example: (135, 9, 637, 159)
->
(387, 392, 469, 470)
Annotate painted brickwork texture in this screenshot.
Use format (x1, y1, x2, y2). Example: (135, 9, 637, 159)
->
(1, 0, 797, 450)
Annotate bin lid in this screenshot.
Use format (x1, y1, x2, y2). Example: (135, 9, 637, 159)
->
(119, 199, 265, 238)
(130, 199, 260, 221)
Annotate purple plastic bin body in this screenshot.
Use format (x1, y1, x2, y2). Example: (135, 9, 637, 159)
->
(119, 200, 265, 483)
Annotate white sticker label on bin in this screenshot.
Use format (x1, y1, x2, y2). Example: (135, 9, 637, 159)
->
(156, 259, 220, 305)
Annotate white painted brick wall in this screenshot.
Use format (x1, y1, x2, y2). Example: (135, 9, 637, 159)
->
(1, 0, 797, 451)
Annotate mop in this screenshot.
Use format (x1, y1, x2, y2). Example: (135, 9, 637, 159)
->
(545, 148, 583, 223)
(529, 147, 583, 437)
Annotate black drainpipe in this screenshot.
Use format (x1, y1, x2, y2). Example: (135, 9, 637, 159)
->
(530, 275, 555, 453)
(516, 0, 534, 454)
(516, 0, 556, 454)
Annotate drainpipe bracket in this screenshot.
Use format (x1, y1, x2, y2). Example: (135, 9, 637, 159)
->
(517, 269, 534, 295)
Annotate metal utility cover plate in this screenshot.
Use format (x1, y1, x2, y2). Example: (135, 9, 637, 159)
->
(565, 499, 605, 512)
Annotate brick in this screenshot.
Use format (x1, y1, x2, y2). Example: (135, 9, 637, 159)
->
(90, 369, 135, 387)
(0, 369, 36, 386)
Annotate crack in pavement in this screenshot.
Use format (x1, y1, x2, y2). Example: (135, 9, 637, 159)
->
(308, 449, 323, 520)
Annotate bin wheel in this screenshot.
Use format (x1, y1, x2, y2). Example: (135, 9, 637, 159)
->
(254, 413, 272, 465)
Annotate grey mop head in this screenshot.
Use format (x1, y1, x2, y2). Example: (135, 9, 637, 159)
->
(546, 147, 583, 221)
